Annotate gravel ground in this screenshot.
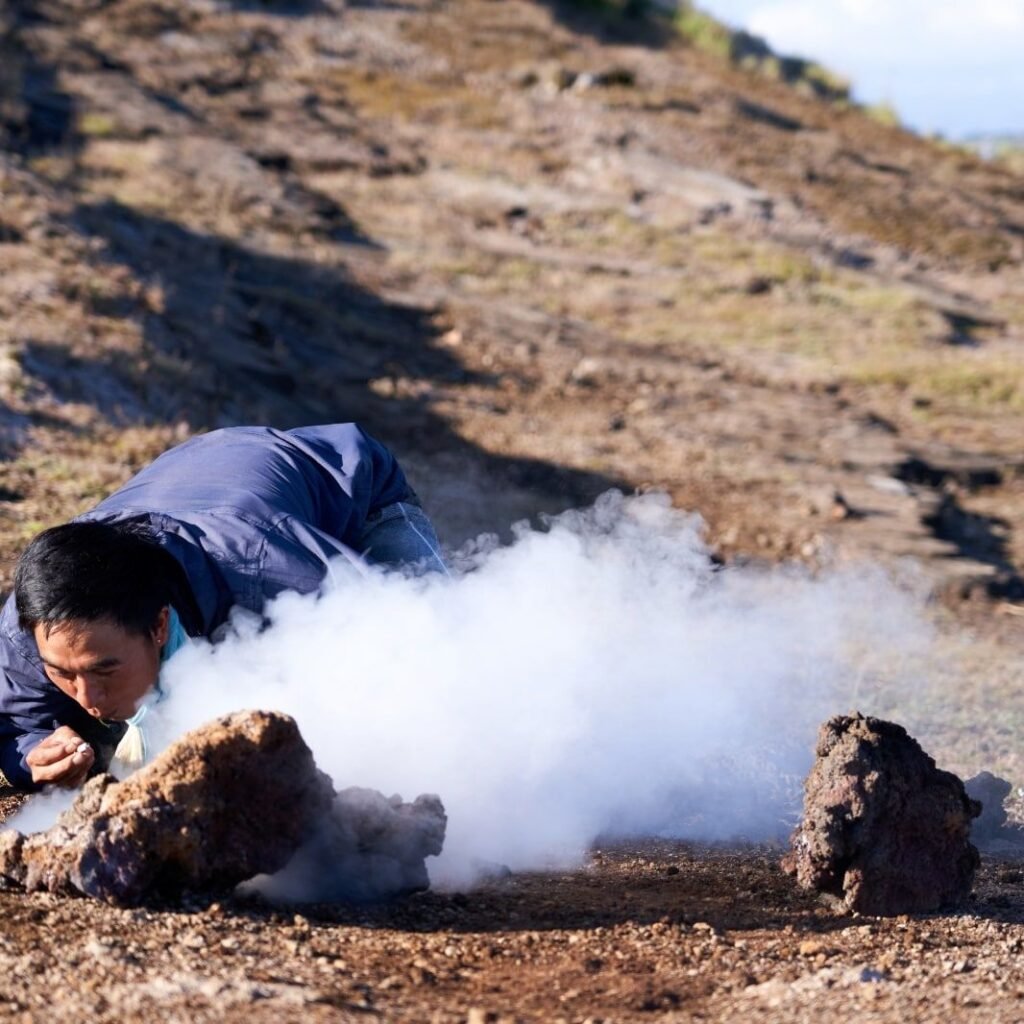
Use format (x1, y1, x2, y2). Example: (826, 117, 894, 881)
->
(1, 834, 1023, 1023)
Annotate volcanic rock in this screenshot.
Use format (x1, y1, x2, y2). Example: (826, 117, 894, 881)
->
(782, 713, 980, 915)
(965, 771, 1012, 841)
(0, 710, 334, 904)
(0, 710, 432, 906)
(246, 787, 448, 903)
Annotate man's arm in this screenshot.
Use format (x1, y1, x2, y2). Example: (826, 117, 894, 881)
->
(0, 594, 102, 789)
(0, 724, 44, 789)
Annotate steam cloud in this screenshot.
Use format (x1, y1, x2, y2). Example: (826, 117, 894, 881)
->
(138, 491, 931, 888)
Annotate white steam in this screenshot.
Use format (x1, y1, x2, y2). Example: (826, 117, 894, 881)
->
(138, 490, 932, 886)
(9, 787, 76, 834)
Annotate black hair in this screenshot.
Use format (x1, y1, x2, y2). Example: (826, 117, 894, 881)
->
(14, 520, 199, 638)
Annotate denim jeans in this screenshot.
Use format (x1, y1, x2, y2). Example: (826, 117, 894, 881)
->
(355, 500, 449, 576)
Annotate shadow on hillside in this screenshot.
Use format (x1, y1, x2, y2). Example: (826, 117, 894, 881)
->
(222, 0, 331, 15)
(65, 199, 626, 507)
(893, 456, 1023, 594)
(923, 493, 1024, 600)
(5, 0, 627, 525)
(538, 1, 850, 104)
(68, 199, 472, 427)
(0, 28, 74, 153)
(535, 0, 676, 47)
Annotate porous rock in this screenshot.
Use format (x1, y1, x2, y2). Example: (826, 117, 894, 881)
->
(246, 787, 448, 903)
(0, 710, 335, 904)
(965, 771, 1012, 842)
(782, 713, 980, 915)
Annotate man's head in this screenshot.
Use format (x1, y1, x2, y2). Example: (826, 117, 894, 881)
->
(14, 522, 188, 720)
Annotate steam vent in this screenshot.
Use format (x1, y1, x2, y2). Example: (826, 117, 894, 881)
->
(0, 710, 446, 906)
(782, 713, 981, 915)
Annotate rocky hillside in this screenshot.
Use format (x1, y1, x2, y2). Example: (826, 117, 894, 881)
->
(5, 7, 1024, 1021)
(1, 0, 1023, 604)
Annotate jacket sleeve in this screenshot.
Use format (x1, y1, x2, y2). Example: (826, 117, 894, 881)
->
(0, 594, 102, 790)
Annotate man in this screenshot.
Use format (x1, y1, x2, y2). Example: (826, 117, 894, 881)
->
(0, 423, 446, 790)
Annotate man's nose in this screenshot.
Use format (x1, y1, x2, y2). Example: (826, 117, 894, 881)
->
(76, 676, 103, 716)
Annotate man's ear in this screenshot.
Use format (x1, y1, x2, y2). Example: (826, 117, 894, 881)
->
(152, 605, 170, 647)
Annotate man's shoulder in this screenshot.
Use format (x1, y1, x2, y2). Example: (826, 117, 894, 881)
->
(0, 593, 47, 692)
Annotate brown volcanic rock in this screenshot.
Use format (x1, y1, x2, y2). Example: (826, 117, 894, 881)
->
(782, 713, 981, 915)
(0, 710, 335, 905)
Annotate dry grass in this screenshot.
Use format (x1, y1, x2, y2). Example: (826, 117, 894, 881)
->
(851, 354, 1024, 415)
(302, 66, 510, 130)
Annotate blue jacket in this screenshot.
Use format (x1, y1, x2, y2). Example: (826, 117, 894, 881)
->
(0, 423, 412, 789)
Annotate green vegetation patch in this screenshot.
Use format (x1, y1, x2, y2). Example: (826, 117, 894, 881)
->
(850, 353, 1024, 414)
(672, 3, 850, 102)
(77, 111, 119, 137)
(565, 0, 851, 103)
(864, 102, 901, 129)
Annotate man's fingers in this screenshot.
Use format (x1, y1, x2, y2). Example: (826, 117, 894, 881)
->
(49, 725, 83, 746)
(26, 739, 70, 767)
(26, 741, 65, 768)
(26, 727, 93, 786)
(29, 746, 94, 785)
(29, 753, 74, 784)
(26, 729, 86, 767)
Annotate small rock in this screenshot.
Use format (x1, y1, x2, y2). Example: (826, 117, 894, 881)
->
(830, 492, 856, 520)
(595, 66, 636, 87)
(536, 65, 577, 93)
(248, 787, 446, 903)
(411, 965, 437, 986)
(867, 474, 911, 497)
(858, 967, 887, 983)
(572, 67, 636, 90)
(568, 357, 603, 387)
(965, 771, 1013, 841)
(744, 275, 774, 295)
(512, 68, 539, 89)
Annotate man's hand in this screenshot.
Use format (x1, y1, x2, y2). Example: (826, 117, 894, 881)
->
(26, 726, 95, 788)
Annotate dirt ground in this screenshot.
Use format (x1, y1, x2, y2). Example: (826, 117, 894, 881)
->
(2, 0, 1024, 1020)
(4, 837, 1024, 1023)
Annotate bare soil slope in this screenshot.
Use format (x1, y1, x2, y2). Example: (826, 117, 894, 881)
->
(2, 1, 1024, 1020)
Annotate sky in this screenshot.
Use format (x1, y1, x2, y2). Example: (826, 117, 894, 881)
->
(696, 0, 1024, 139)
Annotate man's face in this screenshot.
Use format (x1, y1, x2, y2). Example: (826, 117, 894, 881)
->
(33, 610, 168, 721)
